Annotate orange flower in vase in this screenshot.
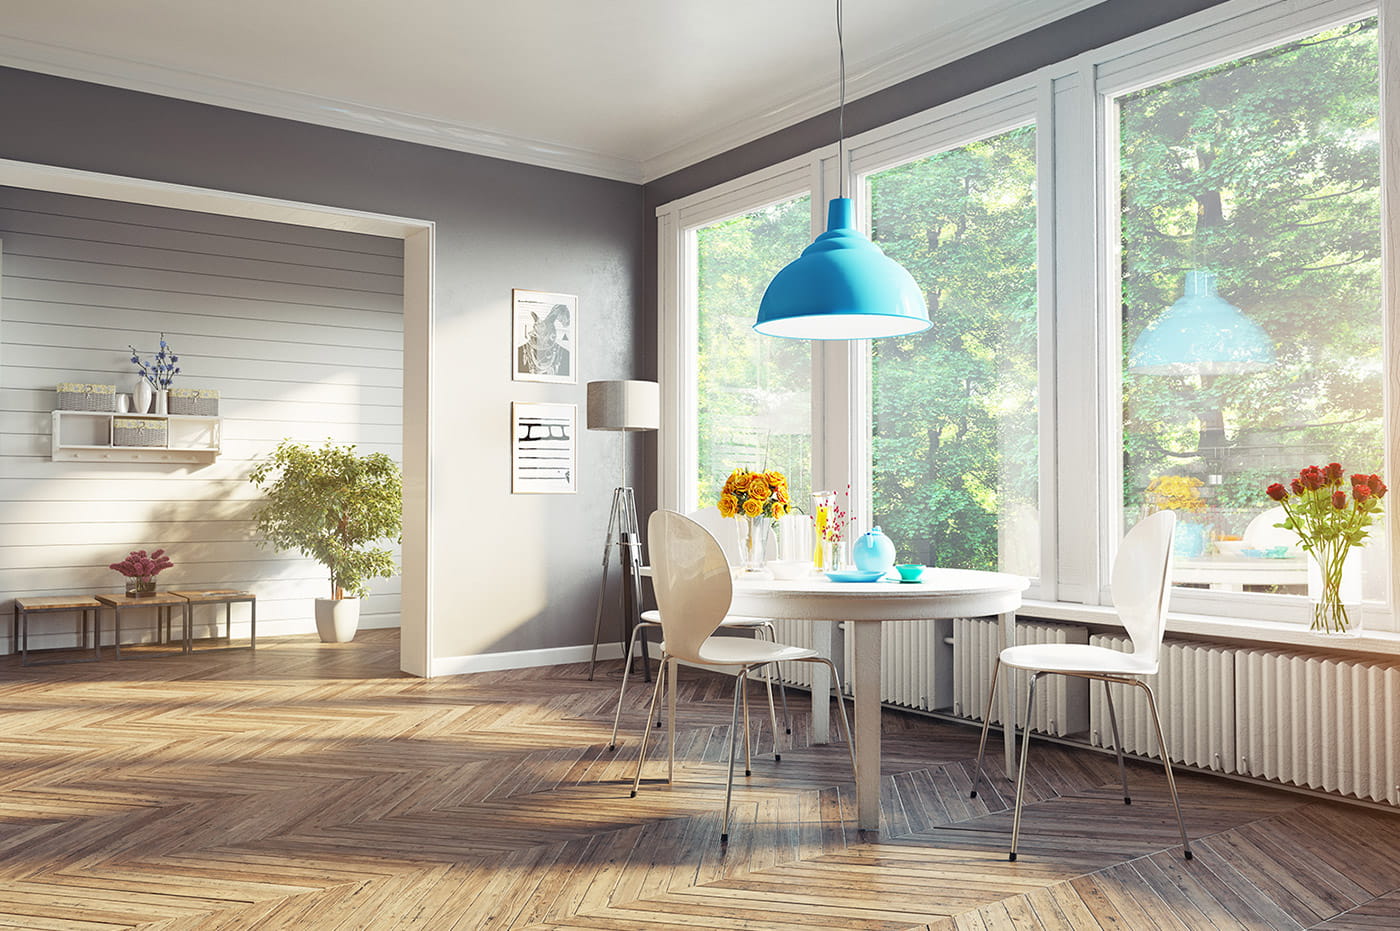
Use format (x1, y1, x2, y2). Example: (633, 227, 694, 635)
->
(718, 468, 791, 574)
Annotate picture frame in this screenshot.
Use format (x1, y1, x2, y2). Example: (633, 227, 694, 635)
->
(512, 289, 577, 384)
(511, 402, 576, 494)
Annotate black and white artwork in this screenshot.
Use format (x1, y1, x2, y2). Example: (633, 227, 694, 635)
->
(511, 402, 576, 494)
(512, 289, 577, 384)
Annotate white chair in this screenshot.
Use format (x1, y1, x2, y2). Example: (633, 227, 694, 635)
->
(630, 509, 856, 844)
(969, 510, 1192, 862)
(607, 507, 789, 751)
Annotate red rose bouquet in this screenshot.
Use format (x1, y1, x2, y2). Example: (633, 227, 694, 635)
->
(1265, 464, 1385, 634)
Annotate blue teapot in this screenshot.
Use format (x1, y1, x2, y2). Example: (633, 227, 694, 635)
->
(853, 526, 897, 573)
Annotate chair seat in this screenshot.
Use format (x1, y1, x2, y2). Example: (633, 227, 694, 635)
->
(998, 642, 1158, 677)
(659, 635, 817, 666)
(639, 609, 769, 628)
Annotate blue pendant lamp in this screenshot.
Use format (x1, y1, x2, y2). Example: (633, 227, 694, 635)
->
(753, 0, 930, 341)
(1128, 270, 1274, 374)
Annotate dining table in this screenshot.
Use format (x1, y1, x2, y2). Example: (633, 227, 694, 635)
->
(729, 569, 1029, 831)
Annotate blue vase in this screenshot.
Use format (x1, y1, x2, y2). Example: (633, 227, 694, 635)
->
(853, 526, 897, 573)
(1173, 521, 1207, 558)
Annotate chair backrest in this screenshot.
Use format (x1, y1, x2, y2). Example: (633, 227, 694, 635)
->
(1111, 510, 1176, 670)
(648, 509, 733, 664)
(686, 506, 740, 565)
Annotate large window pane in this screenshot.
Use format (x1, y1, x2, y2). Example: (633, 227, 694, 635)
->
(695, 195, 813, 509)
(869, 126, 1039, 574)
(1119, 20, 1382, 592)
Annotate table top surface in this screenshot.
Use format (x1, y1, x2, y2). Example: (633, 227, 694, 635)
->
(733, 567, 1029, 596)
(94, 592, 190, 607)
(167, 590, 255, 602)
(15, 595, 102, 611)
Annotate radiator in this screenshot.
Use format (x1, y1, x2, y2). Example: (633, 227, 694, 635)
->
(1235, 648, 1400, 806)
(953, 618, 1089, 737)
(1088, 635, 1234, 772)
(769, 617, 818, 689)
(834, 618, 956, 711)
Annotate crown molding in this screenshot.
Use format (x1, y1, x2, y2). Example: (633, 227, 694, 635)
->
(638, 0, 1103, 182)
(0, 32, 648, 184)
(0, 0, 1098, 187)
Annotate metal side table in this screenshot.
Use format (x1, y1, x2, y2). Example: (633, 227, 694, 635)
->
(13, 595, 102, 665)
(94, 592, 190, 659)
(170, 590, 256, 652)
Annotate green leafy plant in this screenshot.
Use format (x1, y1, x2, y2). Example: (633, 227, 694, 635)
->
(249, 440, 402, 599)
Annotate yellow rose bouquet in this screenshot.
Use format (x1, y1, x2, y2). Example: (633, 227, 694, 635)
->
(718, 468, 792, 573)
(718, 468, 791, 519)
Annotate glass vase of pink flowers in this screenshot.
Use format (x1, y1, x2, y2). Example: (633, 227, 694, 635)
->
(1266, 464, 1386, 636)
(110, 548, 174, 597)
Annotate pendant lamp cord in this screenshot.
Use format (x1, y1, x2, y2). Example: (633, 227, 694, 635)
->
(836, 0, 847, 198)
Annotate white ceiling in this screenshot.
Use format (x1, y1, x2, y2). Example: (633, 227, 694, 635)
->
(0, 0, 1099, 183)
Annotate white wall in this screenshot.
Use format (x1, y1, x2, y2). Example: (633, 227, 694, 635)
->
(0, 186, 404, 650)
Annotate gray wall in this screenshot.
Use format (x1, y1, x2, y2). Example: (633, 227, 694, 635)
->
(637, 0, 1234, 515)
(0, 66, 645, 660)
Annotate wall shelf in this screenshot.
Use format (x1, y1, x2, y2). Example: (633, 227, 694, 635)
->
(51, 410, 221, 463)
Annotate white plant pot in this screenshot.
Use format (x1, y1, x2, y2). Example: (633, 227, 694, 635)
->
(314, 597, 360, 643)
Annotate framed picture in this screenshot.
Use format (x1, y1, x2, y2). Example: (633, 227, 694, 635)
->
(512, 402, 576, 494)
(513, 289, 577, 384)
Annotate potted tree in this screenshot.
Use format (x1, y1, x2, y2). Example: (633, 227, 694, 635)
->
(249, 439, 402, 642)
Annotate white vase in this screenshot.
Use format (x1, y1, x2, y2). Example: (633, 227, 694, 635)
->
(153, 389, 168, 415)
(314, 597, 361, 642)
(134, 379, 153, 414)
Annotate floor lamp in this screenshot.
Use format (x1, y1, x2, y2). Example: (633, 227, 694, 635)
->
(586, 380, 659, 680)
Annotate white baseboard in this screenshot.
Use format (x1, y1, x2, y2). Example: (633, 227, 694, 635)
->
(431, 642, 625, 677)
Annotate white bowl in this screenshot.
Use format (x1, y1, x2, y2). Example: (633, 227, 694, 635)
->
(765, 560, 809, 580)
(1216, 540, 1249, 557)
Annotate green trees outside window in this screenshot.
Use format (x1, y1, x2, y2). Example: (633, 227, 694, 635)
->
(869, 127, 1040, 574)
(695, 195, 814, 509)
(1121, 19, 1382, 562)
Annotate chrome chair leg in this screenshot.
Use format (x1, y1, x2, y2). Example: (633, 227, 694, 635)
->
(721, 669, 745, 845)
(804, 656, 857, 781)
(969, 656, 1003, 799)
(1102, 678, 1131, 804)
(1135, 679, 1192, 860)
(758, 621, 791, 734)
(740, 667, 753, 777)
(630, 650, 669, 798)
(609, 620, 655, 750)
(1008, 671, 1040, 862)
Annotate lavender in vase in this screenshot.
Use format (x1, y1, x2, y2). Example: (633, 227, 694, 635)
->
(129, 334, 181, 413)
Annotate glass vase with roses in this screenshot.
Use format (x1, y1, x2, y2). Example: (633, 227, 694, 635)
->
(718, 469, 791, 574)
(1266, 463, 1386, 635)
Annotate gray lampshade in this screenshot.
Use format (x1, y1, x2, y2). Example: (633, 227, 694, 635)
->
(586, 380, 659, 431)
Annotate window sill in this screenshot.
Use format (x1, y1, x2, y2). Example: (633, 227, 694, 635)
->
(1020, 599, 1400, 658)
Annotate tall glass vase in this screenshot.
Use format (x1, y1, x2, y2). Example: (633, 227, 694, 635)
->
(1307, 546, 1362, 637)
(811, 491, 836, 570)
(734, 515, 769, 575)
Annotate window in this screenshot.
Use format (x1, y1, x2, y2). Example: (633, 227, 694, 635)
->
(693, 195, 814, 510)
(1117, 18, 1382, 594)
(867, 126, 1039, 575)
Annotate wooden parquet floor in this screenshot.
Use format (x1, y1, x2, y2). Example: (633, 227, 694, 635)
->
(1, 629, 1398, 930)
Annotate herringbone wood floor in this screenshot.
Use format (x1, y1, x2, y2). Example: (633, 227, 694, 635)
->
(1, 630, 1397, 930)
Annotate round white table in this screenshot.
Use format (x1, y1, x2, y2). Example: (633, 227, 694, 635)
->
(731, 569, 1029, 831)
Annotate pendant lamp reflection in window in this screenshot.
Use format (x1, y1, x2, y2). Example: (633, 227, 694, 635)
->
(753, 0, 930, 341)
(1128, 270, 1274, 375)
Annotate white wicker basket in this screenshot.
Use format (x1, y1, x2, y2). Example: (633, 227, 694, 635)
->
(113, 417, 167, 447)
(168, 388, 219, 416)
(56, 383, 116, 411)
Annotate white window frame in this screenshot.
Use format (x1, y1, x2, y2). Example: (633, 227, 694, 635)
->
(655, 0, 1400, 643)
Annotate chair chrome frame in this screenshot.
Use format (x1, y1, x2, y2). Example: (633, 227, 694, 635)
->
(630, 649, 856, 845)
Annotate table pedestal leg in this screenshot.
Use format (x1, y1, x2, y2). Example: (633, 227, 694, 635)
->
(809, 620, 836, 744)
(852, 621, 881, 831)
(1000, 610, 1017, 779)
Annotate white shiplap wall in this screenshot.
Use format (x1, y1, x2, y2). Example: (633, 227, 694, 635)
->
(0, 186, 404, 651)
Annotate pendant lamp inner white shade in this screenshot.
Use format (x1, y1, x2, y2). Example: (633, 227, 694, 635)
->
(586, 380, 660, 431)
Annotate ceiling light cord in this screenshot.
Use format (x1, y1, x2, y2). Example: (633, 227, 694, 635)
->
(837, 0, 846, 198)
